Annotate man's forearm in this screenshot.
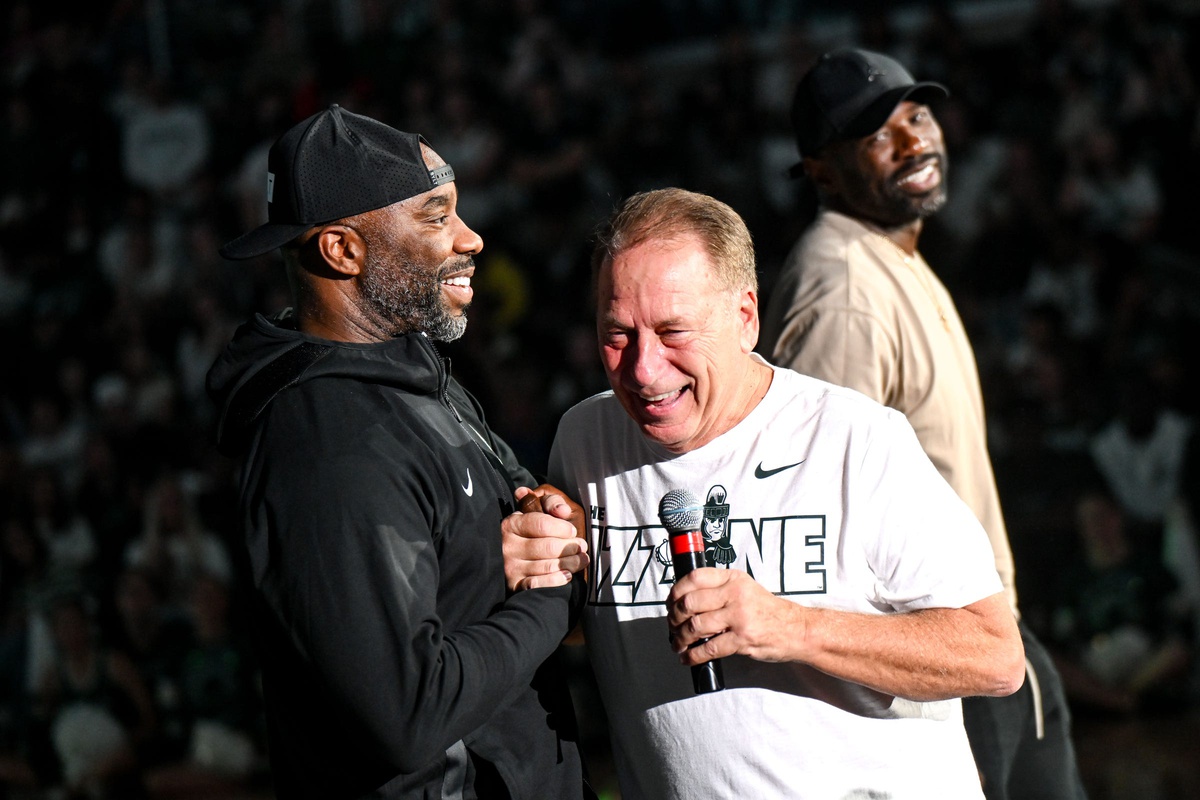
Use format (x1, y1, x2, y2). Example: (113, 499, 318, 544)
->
(672, 571, 1025, 702)
(781, 592, 1024, 701)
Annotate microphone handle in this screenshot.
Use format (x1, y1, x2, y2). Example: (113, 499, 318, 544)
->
(670, 531, 725, 694)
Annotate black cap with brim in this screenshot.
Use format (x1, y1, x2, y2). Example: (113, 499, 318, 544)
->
(787, 48, 949, 179)
(219, 222, 313, 261)
(219, 104, 456, 260)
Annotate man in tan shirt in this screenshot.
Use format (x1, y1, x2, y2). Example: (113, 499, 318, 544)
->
(762, 48, 1087, 799)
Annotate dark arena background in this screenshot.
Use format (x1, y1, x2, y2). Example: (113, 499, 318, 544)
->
(3, 1, 1200, 798)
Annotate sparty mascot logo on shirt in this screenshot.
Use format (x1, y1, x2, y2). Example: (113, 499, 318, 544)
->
(654, 484, 737, 568)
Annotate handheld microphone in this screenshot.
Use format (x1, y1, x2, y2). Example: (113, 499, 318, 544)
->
(658, 489, 725, 694)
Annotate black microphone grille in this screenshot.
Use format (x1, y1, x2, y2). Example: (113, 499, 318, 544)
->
(658, 488, 703, 533)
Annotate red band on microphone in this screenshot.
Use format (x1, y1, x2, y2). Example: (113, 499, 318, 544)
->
(670, 531, 704, 556)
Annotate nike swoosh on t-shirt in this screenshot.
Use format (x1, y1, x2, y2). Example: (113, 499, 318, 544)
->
(754, 460, 805, 479)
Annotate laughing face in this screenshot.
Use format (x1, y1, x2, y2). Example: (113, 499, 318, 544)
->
(822, 100, 948, 227)
(357, 145, 482, 341)
(597, 234, 761, 454)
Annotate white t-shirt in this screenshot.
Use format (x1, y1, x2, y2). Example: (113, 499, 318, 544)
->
(549, 361, 1001, 800)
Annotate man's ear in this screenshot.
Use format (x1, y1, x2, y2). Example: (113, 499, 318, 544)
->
(739, 289, 760, 354)
(313, 225, 365, 277)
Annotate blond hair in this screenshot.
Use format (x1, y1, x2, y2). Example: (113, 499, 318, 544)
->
(591, 188, 758, 293)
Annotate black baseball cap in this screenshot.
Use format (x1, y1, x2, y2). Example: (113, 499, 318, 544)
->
(220, 104, 456, 260)
(788, 48, 948, 176)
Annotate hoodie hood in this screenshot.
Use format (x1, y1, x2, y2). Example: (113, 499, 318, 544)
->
(206, 311, 445, 456)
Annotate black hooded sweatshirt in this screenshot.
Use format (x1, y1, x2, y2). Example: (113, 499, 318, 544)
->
(206, 312, 587, 799)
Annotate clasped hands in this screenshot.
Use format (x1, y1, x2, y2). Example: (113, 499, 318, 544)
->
(502, 485, 590, 591)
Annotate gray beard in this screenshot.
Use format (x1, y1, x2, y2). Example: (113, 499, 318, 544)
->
(886, 180, 947, 222)
(880, 154, 948, 223)
(361, 254, 468, 342)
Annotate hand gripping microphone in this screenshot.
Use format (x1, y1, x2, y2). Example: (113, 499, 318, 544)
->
(658, 489, 725, 694)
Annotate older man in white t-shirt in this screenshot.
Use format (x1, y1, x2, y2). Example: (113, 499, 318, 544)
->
(506, 188, 1024, 800)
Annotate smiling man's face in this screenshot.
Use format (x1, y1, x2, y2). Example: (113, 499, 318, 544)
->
(821, 100, 948, 227)
(357, 145, 483, 341)
(597, 234, 760, 454)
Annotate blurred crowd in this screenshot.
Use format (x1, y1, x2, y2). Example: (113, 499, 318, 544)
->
(2, 0, 1200, 798)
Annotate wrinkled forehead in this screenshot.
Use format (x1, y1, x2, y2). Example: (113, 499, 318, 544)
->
(598, 256, 730, 327)
(602, 237, 723, 293)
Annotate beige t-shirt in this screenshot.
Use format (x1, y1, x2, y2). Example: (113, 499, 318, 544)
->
(762, 209, 1017, 610)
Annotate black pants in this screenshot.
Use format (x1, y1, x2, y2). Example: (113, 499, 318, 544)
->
(963, 620, 1089, 799)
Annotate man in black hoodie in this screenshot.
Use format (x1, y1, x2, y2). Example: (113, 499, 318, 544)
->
(206, 105, 592, 800)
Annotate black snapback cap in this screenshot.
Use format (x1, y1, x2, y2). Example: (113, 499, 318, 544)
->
(788, 48, 948, 176)
(220, 104, 456, 260)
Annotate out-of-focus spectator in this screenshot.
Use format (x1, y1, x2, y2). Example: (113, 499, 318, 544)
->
(94, 340, 190, 474)
(1058, 125, 1162, 244)
(0, 91, 45, 239)
(110, 566, 194, 771)
(1090, 369, 1193, 527)
(75, 432, 141, 587)
(19, 393, 87, 492)
(123, 473, 232, 612)
(0, 517, 57, 779)
(1166, 432, 1200, 694)
(96, 190, 184, 314)
(1049, 489, 1194, 714)
(20, 465, 97, 584)
(1022, 224, 1104, 342)
(36, 591, 154, 799)
(118, 78, 211, 207)
(1003, 301, 1097, 452)
(143, 573, 263, 799)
